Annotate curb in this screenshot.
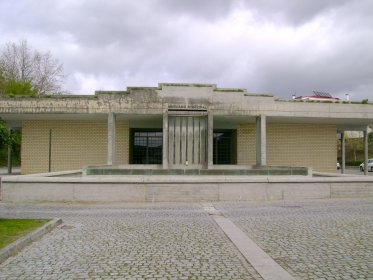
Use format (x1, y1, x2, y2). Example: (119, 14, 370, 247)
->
(0, 218, 62, 264)
(203, 205, 295, 280)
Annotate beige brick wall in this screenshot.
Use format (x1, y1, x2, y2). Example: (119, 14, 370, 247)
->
(237, 123, 256, 165)
(237, 123, 337, 172)
(115, 121, 130, 165)
(22, 119, 336, 174)
(21, 121, 50, 174)
(21, 120, 129, 174)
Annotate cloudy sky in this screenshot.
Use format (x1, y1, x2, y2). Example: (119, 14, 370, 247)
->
(0, 0, 372, 100)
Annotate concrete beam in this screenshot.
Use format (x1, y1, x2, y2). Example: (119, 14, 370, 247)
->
(256, 115, 267, 166)
(107, 113, 116, 165)
(162, 110, 168, 169)
(3, 91, 373, 122)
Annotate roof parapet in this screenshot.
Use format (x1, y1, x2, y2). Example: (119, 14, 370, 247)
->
(95, 90, 129, 95)
(94, 83, 274, 97)
(158, 83, 217, 89)
(214, 88, 246, 93)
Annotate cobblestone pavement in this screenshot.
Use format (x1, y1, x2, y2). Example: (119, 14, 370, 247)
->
(0, 203, 262, 280)
(216, 199, 373, 280)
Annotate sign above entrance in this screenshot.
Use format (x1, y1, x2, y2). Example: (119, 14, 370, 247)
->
(168, 104, 207, 111)
(168, 110, 208, 116)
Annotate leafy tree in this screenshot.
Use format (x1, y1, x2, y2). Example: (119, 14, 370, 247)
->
(346, 135, 363, 162)
(0, 40, 65, 96)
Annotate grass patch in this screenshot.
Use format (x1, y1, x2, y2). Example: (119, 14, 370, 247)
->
(95, 90, 129, 95)
(0, 219, 50, 249)
(160, 83, 213, 87)
(244, 93, 274, 97)
(214, 88, 245, 92)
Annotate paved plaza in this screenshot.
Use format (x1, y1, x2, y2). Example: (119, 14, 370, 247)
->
(0, 199, 372, 279)
(0, 204, 261, 280)
(216, 200, 373, 280)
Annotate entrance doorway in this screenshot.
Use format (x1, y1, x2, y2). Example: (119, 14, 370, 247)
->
(213, 130, 236, 164)
(168, 115, 207, 168)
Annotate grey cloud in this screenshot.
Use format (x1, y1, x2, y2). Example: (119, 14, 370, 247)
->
(1, 0, 373, 99)
(1, 1, 170, 47)
(240, 0, 352, 25)
(154, 0, 236, 20)
(253, 31, 373, 98)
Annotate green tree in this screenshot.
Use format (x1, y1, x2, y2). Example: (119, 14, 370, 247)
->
(5, 80, 37, 97)
(0, 118, 11, 149)
(346, 135, 362, 162)
(0, 118, 22, 167)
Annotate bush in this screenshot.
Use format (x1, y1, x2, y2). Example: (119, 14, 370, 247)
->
(6, 80, 37, 97)
(0, 121, 21, 166)
(345, 160, 362, 166)
(0, 118, 11, 148)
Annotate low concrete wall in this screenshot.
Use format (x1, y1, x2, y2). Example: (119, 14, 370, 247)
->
(2, 175, 373, 202)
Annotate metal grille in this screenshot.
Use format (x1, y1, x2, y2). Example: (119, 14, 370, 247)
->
(132, 131, 163, 164)
(213, 130, 233, 164)
(168, 116, 207, 166)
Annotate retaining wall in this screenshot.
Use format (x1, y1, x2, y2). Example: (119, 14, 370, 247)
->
(1, 175, 373, 202)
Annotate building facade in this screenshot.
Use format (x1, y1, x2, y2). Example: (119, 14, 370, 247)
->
(1, 83, 372, 174)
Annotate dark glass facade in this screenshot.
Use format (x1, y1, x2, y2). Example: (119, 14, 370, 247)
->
(131, 130, 163, 164)
(213, 130, 236, 164)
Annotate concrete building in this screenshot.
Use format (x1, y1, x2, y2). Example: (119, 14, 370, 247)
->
(293, 91, 340, 101)
(0, 83, 372, 175)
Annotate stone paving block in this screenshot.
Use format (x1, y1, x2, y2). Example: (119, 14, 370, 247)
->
(216, 199, 373, 279)
(0, 203, 262, 279)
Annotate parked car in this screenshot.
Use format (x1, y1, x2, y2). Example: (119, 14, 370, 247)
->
(359, 158, 373, 171)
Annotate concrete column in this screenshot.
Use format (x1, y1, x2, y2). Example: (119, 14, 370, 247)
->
(364, 129, 368, 175)
(7, 128, 12, 174)
(341, 132, 345, 174)
(162, 111, 168, 169)
(207, 111, 214, 169)
(107, 113, 116, 165)
(256, 115, 267, 166)
(48, 129, 52, 172)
